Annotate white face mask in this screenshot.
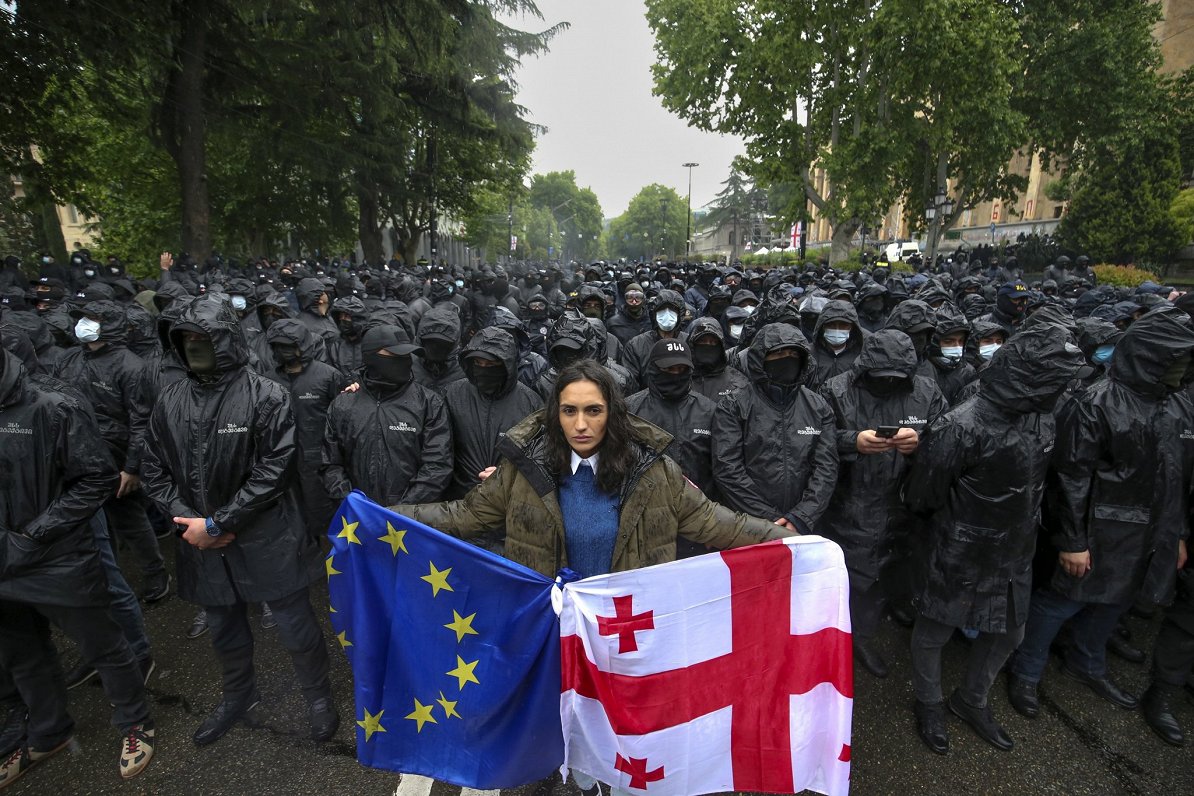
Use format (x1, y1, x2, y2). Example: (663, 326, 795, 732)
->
(74, 317, 102, 343)
(655, 308, 679, 332)
(979, 342, 1001, 361)
(231, 295, 248, 311)
(822, 329, 851, 347)
(940, 345, 964, 361)
(729, 323, 745, 340)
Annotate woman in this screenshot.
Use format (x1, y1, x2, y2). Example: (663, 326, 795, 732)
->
(392, 359, 790, 578)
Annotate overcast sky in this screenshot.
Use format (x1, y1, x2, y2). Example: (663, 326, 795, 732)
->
(508, 1, 745, 218)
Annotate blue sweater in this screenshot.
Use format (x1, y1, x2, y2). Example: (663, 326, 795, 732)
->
(558, 463, 621, 578)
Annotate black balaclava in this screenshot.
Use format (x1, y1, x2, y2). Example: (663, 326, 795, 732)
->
(260, 309, 282, 332)
(907, 329, 932, 361)
(860, 372, 910, 397)
(692, 343, 723, 372)
(467, 360, 507, 398)
(764, 356, 802, 387)
(651, 365, 692, 402)
(183, 335, 218, 375)
(421, 337, 454, 362)
(364, 352, 412, 387)
(336, 315, 357, 339)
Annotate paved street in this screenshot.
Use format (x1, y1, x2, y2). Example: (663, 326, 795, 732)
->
(11, 541, 1194, 795)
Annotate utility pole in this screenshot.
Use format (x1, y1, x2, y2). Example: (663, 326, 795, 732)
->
(683, 162, 699, 262)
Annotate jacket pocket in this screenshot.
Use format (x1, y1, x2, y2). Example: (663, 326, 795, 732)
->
(4, 532, 46, 575)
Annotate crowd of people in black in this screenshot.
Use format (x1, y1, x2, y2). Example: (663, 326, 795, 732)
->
(1, 245, 1192, 788)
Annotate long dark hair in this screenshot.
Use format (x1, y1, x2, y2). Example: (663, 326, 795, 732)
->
(545, 359, 637, 495)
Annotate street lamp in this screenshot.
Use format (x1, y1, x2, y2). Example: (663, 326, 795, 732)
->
(924, 186, 953, 266)
(682, 162, 699, 262)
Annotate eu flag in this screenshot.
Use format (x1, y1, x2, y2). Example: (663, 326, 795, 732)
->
(326, 491, 563, 787)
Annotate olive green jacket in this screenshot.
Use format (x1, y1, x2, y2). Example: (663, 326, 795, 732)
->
(393, 410, 791, 577)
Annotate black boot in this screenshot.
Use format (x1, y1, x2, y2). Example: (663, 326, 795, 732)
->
(1141, 684, 1185, 747)
(914, 700, 948, 754)
(193, 690, 261, 746)
(1006, 675, 1040, 719)
(309, 697, 340, 742)
(947, 690, 1013, 751)
(1107, 633, 1146, 664)
(1061, 664, 1138, 709)
(854, 641, 889, 678)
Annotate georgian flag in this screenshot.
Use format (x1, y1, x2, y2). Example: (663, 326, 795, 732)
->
(557, 537, 853, 796)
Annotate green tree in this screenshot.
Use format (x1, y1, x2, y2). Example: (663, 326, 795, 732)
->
(1172, 188, 1194, 247)
(606, 184, 687, 261)
(527, 171, 603, 261)
(701, 164, 769, 262)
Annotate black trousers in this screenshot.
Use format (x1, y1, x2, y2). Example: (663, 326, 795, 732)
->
(104, 491, 165, 577)
(1153, 576, 1194, 689)
(205, 586, 331, 705)
(911, 614, 1026, 708)
(850, 577, 886, 643)
(0, 600, 150, 749)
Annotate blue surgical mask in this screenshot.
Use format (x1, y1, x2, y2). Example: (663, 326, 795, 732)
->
(455, 279, 464, 289)
(979, 342, 1001, 361)
(1093, 344, 1115, 365)
(74, 317, 102, 343)
(231, 295, 247, 311)
(729, 323, 744, 340)
(822, 329, 850, 347)
(655, 308, 679, 332)
(940, 345, 964, 361)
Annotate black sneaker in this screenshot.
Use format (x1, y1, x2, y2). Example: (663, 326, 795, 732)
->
(141, 572, 171, 603)
(65, 662, 99, 690)
(193, 692, 261, 746)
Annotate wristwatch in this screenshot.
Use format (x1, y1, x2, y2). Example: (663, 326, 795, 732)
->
(204, 517, 223, 538)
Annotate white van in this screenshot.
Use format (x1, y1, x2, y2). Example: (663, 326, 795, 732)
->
(884, 241, 921, 262)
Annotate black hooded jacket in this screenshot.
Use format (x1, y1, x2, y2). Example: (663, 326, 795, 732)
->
(809, 300, 867, 390)
(140, 295, 320, 605)
(687, 317, 750, 402)
(626, 377, 719, 505)
(443, 328, 542, 500)
(619, 290, 688, 389)
(1048, 307, 1194, 606)
(712, 322, 839, 532)
(250, 291, 296, 369)
(818, 330, 949, 584)
(321, 360, 453, 507)
(51, 300, 152, 475)
(294, 277, 338, 351)
(0, 351, 118, 608)
(328, 296, 372, 377)
(903, 325, 1086, 632)
(412, 304, 468, 394)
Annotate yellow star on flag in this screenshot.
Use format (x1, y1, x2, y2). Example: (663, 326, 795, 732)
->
(437, 691, 461, 720)
(379, 521, 408, 556)
(446, 655, 480, 690)
(357, 708, 386, 742)
(444, 610, 478, 643)
(336, 630, 352, 649)
(325, 555, 341, 579)
(337, 516, 361, 545)
(421, 562, 454, 597)
(405, 698, 438, 733)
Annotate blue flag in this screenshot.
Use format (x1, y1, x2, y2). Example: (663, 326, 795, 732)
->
(326, 491, 563, 788)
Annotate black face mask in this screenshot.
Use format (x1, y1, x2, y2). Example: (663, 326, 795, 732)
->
(468, 364, 508, 398)
(763, 356, 802, 386)
(183, 337, 218, 374)
(494, 278, 509, 295)
(528, 305, 548, 320)
(364, 351, 411, 386)
(271, 343, 302, 368)
(652, 367, 692, 401)
(707, 299, 731, 317)
(336, 317, 356, 337)
(260, 311, 281, 331)
(581, 305, 604, 319)
(861, 373, 909, 397)
(908, 331, 931, 360)
(860, 298, 884, 317)
(551, 346, 583, 370)
(692, 345, 723, 371)
(421, 338, 454, 362)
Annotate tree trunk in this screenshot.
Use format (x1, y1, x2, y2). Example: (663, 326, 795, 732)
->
(402, 233, 422, 265)
(357, 187, 384, 263)
(829, 221, 859, 265)
(175, 1, 211, 259)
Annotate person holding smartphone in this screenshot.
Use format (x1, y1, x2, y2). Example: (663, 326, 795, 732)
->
(819, 330, 948, 679)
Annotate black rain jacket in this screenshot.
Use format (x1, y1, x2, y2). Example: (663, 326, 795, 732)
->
(818, 330, 948, 584)
(712, 322, 839, 532)
(412, 304, 468, 394)
(904, 325, 1085, 632)
(141, 296, 320, 605)
(809, 300, 867, 390)
(0, 352, 118, 608)
(688, 317, 750, 402)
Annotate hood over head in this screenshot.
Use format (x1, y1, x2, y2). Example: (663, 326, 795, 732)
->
(747, 322, 813, 386)
(854, 329, 918, 379)
(169, 294, 250, 374)
(460, 326, 520, 393)
(265, 318, 323, 363)
(74, 299, 128, 345)
(884, 299, 936, 335)
(417, 304, 462, 348)
(295, 277, 329, 312)
(1108, 306, 1194, 396)
(152, 280, 192, 313)
(979, 325, 1086, 413)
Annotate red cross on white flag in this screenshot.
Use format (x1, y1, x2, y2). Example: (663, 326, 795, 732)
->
(559, 537, 853, 796)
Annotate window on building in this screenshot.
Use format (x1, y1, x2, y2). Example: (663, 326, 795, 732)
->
(1053, 205, 1063, 219)
(66, 204, 79, 224)
(728, 231, 735, 246)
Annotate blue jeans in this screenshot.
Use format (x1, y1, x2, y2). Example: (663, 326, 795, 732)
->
(91, 511, 151, 661)
(1011, 587, 1127, 684)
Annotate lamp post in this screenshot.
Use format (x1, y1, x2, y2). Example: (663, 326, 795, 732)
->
(924, 187, 954, 267)
(682, 162, 699, 262)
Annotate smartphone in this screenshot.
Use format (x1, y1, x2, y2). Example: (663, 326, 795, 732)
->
(875, 425, 901, 438)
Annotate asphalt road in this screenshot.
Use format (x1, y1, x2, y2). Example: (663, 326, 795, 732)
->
(10, 541, 1194, 796)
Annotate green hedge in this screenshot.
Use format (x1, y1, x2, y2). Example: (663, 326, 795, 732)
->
(1092, 264, 1156, 288)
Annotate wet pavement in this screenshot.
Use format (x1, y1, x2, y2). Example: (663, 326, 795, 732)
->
(10, 542, 1194, 795)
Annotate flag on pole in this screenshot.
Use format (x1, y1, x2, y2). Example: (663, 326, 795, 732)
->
(326, 492, 563, 788)
(558, 537, 853, 796)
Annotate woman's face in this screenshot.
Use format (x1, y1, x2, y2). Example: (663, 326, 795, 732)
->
(558, 379, 608, 458)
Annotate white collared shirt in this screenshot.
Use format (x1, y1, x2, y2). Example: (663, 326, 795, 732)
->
(569, 450, 600, 476)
